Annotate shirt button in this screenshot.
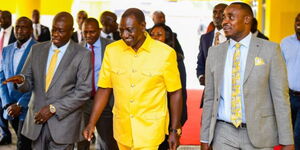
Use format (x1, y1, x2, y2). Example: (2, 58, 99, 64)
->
(131, 84, 135, 87)
(130, 115, 134, 118)
(130, 100, 134, 103)
(134, 54, 138, 57)
(132, 69, 136, 73)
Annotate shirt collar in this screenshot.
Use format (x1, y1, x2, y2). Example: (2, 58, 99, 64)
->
(121, 32, 151, 53)
(215, 28, 225, 36)
(1, 25, 13, 32)
(229, 32, 252, 49)
(13, 37, 33, 50)
(50, 40, 71, 53)
(101, 30, 113, 38)
(86, 37, 101, 49)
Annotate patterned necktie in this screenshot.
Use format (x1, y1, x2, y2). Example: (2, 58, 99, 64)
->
(214, 32, 220, 45)
(231, 43, 242, 128)
(45, 49, 60, 91)
(34, 24, 39, 40)
(90, 45, 96, 96)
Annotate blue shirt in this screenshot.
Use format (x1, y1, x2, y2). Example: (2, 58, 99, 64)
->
(86, 38, 102, 90)
(13, 38, 32, 74)
(281, 34, 300, 91)
(46, 41, 70, 74)
(217, 33, 252, 123)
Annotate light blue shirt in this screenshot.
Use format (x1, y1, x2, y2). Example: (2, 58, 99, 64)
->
(13, 38, 32, 74)
(46, 41, 70, 74)
(281, 34, 300, 91)
(217, 33, 252, 123)
(86, 38, 102, 90)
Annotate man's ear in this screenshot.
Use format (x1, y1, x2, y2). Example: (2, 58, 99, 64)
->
(245, 16, 252, 24)
(141, 21, 146, 32)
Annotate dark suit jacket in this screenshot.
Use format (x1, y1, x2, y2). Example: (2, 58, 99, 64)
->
(19, 40, 92, 144)
(196, 30, 214, 77)
(256, 31, 269, 40)
(71, 31, 81, 43)
(0, 39, 36, 120)
(35, 25, 51, 42)
(112, 31, 121, 40)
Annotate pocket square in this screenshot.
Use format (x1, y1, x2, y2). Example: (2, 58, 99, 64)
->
(255, 57, 265, 66)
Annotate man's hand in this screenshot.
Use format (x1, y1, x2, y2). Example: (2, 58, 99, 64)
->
(34, 105, 54, 124)
(201, 143, 212, 150)
(2, 75, 24, 84)
(83, 123, 96, 141)
(281, 145, 294, 150)
(199, 75, 205, 86)
(168, 132, 180, 150)
(7, 104, 22, 118)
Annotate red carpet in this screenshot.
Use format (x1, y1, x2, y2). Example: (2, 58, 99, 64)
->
(180, 90, 282, 150)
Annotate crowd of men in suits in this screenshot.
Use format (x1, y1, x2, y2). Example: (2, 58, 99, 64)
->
(0, 1, 299, 150)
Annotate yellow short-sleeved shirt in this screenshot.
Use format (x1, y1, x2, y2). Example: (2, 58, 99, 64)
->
(98, 33, 181, 148)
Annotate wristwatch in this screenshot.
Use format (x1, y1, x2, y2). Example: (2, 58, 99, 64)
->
(49, 104, 56, 114)
(169, 128, 182, 136)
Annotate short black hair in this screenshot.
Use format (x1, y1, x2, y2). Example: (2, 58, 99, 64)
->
(84, 18, 100, 28)
(100, 11, 117, 21)
(1, 10, 12, 19)
(121, 8, 145, 24)
(17, 16, 33, 28)
(231, 2, 254, 17)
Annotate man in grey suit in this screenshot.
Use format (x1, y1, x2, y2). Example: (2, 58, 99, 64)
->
(77, 18, 118, 150)
(201, 2, 294, 150)
(3, 12, 92, 149)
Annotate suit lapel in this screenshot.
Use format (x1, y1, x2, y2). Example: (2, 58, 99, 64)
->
(47, 41, 77, 91)
(39, 42, 51, 91)
(15, 39, 36, 74)
(216, 41, 229, 95)
(8, 45, 15, 76)
(243, 35, 262, 84)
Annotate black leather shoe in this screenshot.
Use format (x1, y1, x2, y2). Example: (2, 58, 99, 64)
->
(0, 136, 12, 145)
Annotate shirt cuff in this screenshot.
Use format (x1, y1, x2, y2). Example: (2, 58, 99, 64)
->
(16, 74, 26, 87)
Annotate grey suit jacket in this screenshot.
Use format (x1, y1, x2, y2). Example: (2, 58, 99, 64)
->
(79, 37, 114, 116)
(201, 35, 294, 147)
(19, 40, 92, 144)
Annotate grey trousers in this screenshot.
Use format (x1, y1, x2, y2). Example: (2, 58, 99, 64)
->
(212, 121, 273, 150)
(32, 123, 74, 150)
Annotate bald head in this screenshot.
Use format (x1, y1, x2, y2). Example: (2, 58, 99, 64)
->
(152, 11, 165, 25)
(51, 12, 74, 48)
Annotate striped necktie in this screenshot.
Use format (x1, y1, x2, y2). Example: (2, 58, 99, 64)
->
(45, 49, 60, 91)
(231, 43, 242, 128)
(214, 32, 220, 45)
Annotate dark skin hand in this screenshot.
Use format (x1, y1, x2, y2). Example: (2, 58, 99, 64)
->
(34, 105, 54, 124)
(168, 89, 183, 150)
(199, 76, 205, 86)
(7, 104, 22, 118)
(201, 143, 212, 150)
(2, 75, 24, 84)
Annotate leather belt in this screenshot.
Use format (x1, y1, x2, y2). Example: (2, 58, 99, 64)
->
(218, 120, 247, 128)
(289, 89, 300, 96)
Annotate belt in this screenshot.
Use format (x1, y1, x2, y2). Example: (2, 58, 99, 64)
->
(218, 120, 247, 128)
(289, 89, 300, 96)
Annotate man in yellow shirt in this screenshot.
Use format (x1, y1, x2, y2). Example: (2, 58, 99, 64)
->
(83, 8, 183, 150)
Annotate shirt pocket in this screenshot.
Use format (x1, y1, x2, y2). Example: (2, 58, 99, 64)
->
(110, 68, 127, 86)
(140, 70, 163, 86)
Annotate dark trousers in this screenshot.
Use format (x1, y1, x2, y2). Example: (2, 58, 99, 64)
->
(290, 94, 300, 150)
(0, 107, 11, 143)
(158, 135, 169, 150)
(77, 100, 118, 150)
(17, 120, 32, 150)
